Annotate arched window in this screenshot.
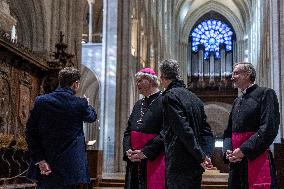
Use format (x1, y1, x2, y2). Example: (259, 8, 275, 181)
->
(191, 19, 233, 59)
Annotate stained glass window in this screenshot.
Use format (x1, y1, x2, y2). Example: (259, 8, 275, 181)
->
(191, 19, 233, 59)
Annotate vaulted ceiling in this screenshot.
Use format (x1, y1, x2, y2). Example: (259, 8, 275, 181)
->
(174, 0, 251, 42)
(175, 0, 250, 25)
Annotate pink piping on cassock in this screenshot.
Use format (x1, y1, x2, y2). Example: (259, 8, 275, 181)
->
(131, 131, 165, 189)
(232, 132, 271, 189)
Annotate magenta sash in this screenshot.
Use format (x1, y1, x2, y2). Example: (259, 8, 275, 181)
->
(131, 131, 165, 189)
(232, 132, 271, 189)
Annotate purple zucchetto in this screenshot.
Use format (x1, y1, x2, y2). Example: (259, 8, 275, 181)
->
(135, 68, 157, 80)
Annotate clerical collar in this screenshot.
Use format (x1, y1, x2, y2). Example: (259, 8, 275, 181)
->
(241, 83, 255, 95)
(145, 90, 160, 98)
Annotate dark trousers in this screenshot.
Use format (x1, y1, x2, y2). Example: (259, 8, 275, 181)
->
(228, 161, 248, 189)
(166, 174, 202, 189)
(36, 174, 80, 189)
(36, 183, 78, 189)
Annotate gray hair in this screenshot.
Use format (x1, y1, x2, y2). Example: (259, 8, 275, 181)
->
(159, 59, 180, 80)
(234, 62, 256, 82)
(135, 72, 158, 87)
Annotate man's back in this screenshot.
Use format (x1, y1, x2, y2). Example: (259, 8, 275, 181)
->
(25, 87, 97, 186)
(162, 80, 213, 189)
(36, 88, 95, 158)
(163, 82, 211, 162)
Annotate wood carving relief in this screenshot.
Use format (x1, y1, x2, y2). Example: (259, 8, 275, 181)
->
(0, 29, 49, 139)
(0, 30, 76, 182)
(0, 29, 75, 140)
(0, 59, 12, 134)
(18, 71, 32, 134)
(0, 58, 38, 137)
(0, 72, 11, 134)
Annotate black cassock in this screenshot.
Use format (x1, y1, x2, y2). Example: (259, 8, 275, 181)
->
(223, 84, 279, 189)
(123, 91, 164, 189)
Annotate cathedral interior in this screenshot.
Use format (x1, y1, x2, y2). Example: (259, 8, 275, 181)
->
(0, 0, 284, 188)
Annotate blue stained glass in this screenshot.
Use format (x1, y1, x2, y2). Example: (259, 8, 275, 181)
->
(216, 51, 220, 58)
(204, 52, 209, 59)
(209, 38, 215, 44)
(191, 19, 233, 59)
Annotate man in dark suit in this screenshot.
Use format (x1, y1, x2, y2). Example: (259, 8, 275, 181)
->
(25, 67, 97, 189)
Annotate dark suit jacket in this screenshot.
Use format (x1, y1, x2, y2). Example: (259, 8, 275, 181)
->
(25, 87, 97, 185)
(162, 80, 214, 188)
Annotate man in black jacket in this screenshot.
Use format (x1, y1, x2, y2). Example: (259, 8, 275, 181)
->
(159, 59, 214, 189)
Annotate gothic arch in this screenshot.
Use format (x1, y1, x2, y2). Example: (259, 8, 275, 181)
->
(180, 1, 246, 43)
(78, 65, 100, 145)
(174, 1, 248, 80)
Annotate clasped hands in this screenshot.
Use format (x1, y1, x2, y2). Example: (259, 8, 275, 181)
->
(200, 156, 214, 170)
(126, 149, 147, 162)
(226, 148, 244, 163)
(37, 160, 52, 175)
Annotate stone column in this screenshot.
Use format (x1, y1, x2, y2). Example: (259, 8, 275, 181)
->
(101, 0, 118, 173)
(182, 42, 188, 85)
(187, 41, 192, 79)
(220, 44, 226, 79)
(198, 45, 204, 81)
(269, 0, 282, 142)
(279, 0, 284, 141)
(209, 53, 215, 80)
(271, 2, 284, 186)
(115, 0, 135, 173)
(87, 0, 95, 43)
(232, 40, 237, 64)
